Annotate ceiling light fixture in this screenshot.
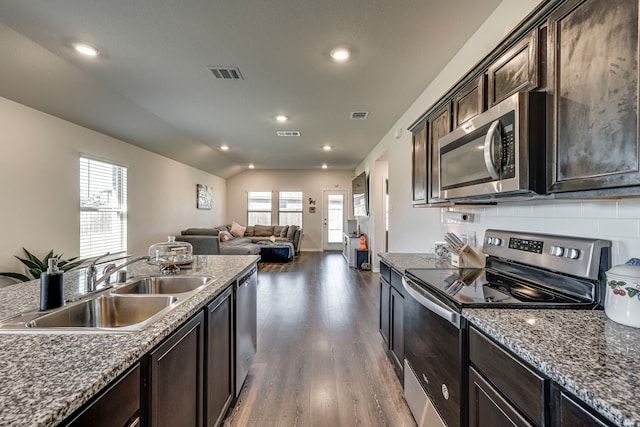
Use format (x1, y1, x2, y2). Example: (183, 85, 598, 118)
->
(73, 42, 99, 57)
(322, 145, 332, 151)
(330, 47, 351, 62)
(322, 164, 328, 169)
(220, 145, 229, 151)
(248, 163, 255, 169)
(275, 115, 288, 122)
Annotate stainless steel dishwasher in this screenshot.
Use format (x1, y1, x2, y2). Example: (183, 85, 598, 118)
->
(235, 266, 257, 396)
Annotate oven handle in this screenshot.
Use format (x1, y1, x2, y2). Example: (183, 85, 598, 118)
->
(483, 119, 502, 180)
(402, 277, 461, 328)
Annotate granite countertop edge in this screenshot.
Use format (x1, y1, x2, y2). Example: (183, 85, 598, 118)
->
(0, 255, 259, 427)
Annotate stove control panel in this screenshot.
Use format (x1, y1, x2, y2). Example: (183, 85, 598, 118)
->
(482, 229, 611, 280)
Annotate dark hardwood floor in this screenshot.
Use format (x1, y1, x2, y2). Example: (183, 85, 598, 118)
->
(223, 251, 416, 427)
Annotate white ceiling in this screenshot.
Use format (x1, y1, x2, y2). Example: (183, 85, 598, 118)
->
(0, 0, 502, 178)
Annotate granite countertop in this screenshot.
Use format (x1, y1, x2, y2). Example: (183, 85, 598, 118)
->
(0, 255, 259, 427)
(464, 309, 640, 427)
(378, 252, 453, 273)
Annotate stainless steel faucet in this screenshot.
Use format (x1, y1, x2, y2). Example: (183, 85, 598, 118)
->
(85, 254, 150, 292)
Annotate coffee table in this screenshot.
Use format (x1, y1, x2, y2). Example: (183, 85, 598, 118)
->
(257, 241, 294, 262)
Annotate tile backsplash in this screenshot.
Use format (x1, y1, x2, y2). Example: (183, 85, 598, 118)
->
(443, 198, 640, 266)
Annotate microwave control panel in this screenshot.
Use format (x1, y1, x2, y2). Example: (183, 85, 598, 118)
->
(500, 120, 515, 178)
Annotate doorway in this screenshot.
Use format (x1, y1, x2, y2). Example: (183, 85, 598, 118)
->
(323, 189, 347, 251)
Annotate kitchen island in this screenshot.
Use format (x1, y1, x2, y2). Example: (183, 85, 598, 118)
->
(0, 254, 259, 426)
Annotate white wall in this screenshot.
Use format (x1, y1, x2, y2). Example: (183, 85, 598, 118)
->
(355, 0, 640, 268)
(226, 170, 353, 251)
(0, 96, 226, 276)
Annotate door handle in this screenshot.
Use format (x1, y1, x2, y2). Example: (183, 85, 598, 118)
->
(483, 119, 502, 180)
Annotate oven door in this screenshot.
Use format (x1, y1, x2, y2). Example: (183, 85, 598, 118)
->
(403, 276, 465, 427)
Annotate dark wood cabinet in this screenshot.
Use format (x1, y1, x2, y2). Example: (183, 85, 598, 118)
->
(469, 366, 532, 427)
(64, 363, 141, 427)
(379, 261, 404, 377)
(427, 104, 451, 204)
(146, 312, 204, 427)
(487, 30, 539, 107)
(550, 384, 613, 427)
(379, 276, 391, 346)
(205, 286, 234, 427)
(453, 75, 485, 128)
(547, 0, 640, 194)
(411, 120, 428, 205)
(390, 286, 404, 368)
(469, 327, 546, 426)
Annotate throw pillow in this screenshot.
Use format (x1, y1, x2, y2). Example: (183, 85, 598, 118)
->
(273, 225, 286, 237)
(279, 225, 289, 237)
(219, 230, 234, 242)
(230, 221, 246, 237)
(286, 225, 298, 240)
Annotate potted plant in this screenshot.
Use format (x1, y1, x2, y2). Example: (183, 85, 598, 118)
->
(0, 248, 87, 282)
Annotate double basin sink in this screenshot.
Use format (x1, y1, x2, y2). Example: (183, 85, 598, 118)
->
(0, 276, 214, 333)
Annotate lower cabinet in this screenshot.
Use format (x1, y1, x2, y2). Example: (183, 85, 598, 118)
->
(205, 286, 234, 427)
(379, 260, 404, 376)
(469, 327, 614, 427)
(550, 384, 611, 427)
(64, 363, 141, 427)
(145, 311, 204, 427)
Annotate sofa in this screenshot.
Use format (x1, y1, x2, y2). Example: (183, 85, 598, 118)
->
(179, 224, 302, 256)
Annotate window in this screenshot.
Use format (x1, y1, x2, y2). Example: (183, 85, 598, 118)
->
(80, 157, 127, 258)
(247, 191, 272, 225)
(278, 191, 303, 226)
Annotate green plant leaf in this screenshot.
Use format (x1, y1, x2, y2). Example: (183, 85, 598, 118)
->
(60, 259, 87, 272)
(15, 256, 41, 272)
(0, 272, 31, 282)
(22, 248, 46, 270)
(626, 288, 639, 298)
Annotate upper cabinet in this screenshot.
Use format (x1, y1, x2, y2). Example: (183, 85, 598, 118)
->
(411, 120, 428, 205)
(428, 104, 452, 204)
(487, 30, 540, 107)
(453, 76, 485, 129)
(410, 103, 452, 206)
(547, 0, 640, 193)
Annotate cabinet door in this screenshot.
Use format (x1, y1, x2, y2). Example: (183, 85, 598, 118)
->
(411, 120, 428, 205)
(550, 384, 611, 427)
(453, 75, 485, 128)
(547, 0, 640, 193)
(205, 287, 234, 427)
(147, 312, 204, 427)
(469, 367, 533, 427)
(390, 286, 404, 369)
(379, 278, 391, 346)
(65, 363, 140, 427)
(487, 30, 539, 107)
(428, 104, 452, 203)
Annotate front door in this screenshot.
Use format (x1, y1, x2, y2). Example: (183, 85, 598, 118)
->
(322, 190, 347, 251)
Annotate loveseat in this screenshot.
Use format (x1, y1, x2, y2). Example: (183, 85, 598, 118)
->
(179, 224, 302, 256)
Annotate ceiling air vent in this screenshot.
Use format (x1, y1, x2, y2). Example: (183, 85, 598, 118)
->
(208, 66, 244, 80)
(276, 131, 301, 137)
(350, 111, 369, 120)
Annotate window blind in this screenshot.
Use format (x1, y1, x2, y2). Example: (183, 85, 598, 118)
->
(79, 157, 128, 258)
(278, 191, 303, 226)
(247, 191, 272, 225)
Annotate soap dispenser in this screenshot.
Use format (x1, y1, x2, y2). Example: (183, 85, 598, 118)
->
(40, 258, 64, 311)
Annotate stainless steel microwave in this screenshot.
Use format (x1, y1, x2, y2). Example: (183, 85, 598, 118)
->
(438, 92, 546, 201)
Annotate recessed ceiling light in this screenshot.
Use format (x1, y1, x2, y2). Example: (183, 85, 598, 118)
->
(330, 47, 351, 62)
(73, 42, 99, 57)
(322, 164, 328, 169)
(275, 115, 288, 122)
(248, 163, 255, 169)
(220, 145, 229, 151)
(322, 145, 332, 151)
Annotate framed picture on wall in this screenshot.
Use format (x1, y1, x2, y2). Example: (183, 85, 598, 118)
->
(197, 184, 212, 210)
